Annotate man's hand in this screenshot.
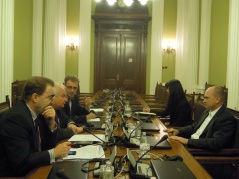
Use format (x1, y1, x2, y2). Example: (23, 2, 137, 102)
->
(84, 96, 92, 108)
(163, 128, 179, 136)
(86, 112, 96, 120)
(68, 124, 78, 134)
(169, 136, 188, 145)
(41, 106, 56, 129)
(76, 127, 83, 133)
(54, 142, 71, 158)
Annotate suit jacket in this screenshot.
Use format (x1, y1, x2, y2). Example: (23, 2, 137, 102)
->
(64, 95, 90, 124)
(0, 100, 58, 177)
(178, 105, 236, 151)
(55, 109, 74, 141)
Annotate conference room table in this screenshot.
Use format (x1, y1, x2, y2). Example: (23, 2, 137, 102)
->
(2, 91, 212, 179)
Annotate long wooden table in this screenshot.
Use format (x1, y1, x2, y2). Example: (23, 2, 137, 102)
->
(23, 91, 212, 179)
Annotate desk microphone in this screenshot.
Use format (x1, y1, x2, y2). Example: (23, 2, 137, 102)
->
(83, 127, 113, 146)
(134, 135, 168, 173)
(128, 121, 145, 142)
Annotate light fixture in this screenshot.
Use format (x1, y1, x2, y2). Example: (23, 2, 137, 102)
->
(124, 0, 134, 6)
(106, 0, 117, 5)
(138, 0, 148, 5)
(96, 0, 148, 6)
(162, 40, 176, 54)
(66, 37, 79, 51)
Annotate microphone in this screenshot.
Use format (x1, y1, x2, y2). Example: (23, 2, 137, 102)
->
(83, 127, 114, 146)
(128, 121, 144, 142)
(134, 135, 168, 173)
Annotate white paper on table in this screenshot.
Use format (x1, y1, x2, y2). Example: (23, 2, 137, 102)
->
(88, 118, 101, 122)
(68, 134, 105, 142)
(90, 108, 104, 112)
(63, 145, 105, 160)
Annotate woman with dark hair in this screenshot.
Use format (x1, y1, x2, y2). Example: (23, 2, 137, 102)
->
(145, 79, 192, 126)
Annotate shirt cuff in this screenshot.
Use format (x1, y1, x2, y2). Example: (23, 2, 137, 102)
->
(48, 149, 55, 163)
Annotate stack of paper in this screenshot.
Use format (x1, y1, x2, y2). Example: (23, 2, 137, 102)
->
(63, 145, 105, 160)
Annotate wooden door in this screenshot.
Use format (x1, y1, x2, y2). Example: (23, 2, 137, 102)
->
(94, 32, 146, 93)
(92, 0, 150, 94)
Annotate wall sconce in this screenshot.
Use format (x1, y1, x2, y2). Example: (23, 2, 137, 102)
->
(162, 40, 176, 54)
(66, 37, 79, 51)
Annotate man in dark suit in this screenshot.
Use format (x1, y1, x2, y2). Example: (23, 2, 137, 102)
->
(63, 75, 96, 124)
(0, 76, 72, 177)
(164, 86, 236, 178)
(51, 83, 83, 141)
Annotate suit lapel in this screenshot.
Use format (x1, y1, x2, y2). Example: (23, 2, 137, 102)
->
(195, 110, 209, 130)
(200, 106, 225, 136)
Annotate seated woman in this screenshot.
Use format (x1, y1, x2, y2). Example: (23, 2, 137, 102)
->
(145, 79, 192, 127)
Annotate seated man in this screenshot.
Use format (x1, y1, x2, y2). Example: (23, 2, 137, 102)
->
(164, 86, 236, 178)
(0, 76, 71, 177)
(63, 75, 96, 124)
(50, 83, 83, 141)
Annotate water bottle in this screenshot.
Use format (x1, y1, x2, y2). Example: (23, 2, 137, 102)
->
(139, 132, 150, 158)
(99, 164, 106, 179)
(124, 101, 132, 117)
(102, 160, 114, 179)
(135, 121, 142, 138)
(104, 111, 112, 141)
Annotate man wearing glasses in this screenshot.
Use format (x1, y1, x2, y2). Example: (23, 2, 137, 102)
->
(63, 75, 96, 124)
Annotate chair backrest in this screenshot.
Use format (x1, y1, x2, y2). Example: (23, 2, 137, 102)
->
(0, 95, 10, 118)
(185, 92, 195, 117)
(227, 108, 239, 148)
(193, 97, 206, 122)
(12, 80, 27, 106)
(156, 83, 169, 104)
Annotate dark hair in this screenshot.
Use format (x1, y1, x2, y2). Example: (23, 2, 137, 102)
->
(165, 80, 186, 113)
(64, 75, 79, 84)
(22, 76, 54, 101)
(167, 79, 185, 98)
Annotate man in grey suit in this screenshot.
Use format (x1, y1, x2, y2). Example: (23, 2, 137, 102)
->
(164, 86, 236, 178)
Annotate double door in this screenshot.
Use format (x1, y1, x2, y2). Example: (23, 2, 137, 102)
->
(94, 32, 146, 93)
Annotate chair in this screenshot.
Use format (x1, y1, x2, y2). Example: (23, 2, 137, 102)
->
(188, 108, 239, 179)
(12, 80, 27, 106)
(144, 82, 168, 109)
(79, 93, 95, 105)
(192, 95, 205, 123)
(0, 95, 10, 118)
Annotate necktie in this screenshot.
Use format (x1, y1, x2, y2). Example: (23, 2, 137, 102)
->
(34, 118, 41, 151)
(56, 114, 61, 128)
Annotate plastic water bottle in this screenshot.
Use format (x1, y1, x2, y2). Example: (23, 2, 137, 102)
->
(135, 121, 142, 138)
(102, 160, 114, 179)
(124, 101, 132, 117)
(139, 132, 150, 158)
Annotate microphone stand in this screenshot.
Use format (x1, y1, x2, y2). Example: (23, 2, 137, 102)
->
(83, 127, 114, 147)
(134, 135, 168, 174)
(128, 121, 145, 142)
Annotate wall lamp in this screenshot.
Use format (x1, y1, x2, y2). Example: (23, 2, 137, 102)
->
(162, 40, 176, 54)
(66, 37, 78, 51)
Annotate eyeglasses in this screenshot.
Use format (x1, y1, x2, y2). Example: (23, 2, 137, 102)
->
(66, 86, 78, 90)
